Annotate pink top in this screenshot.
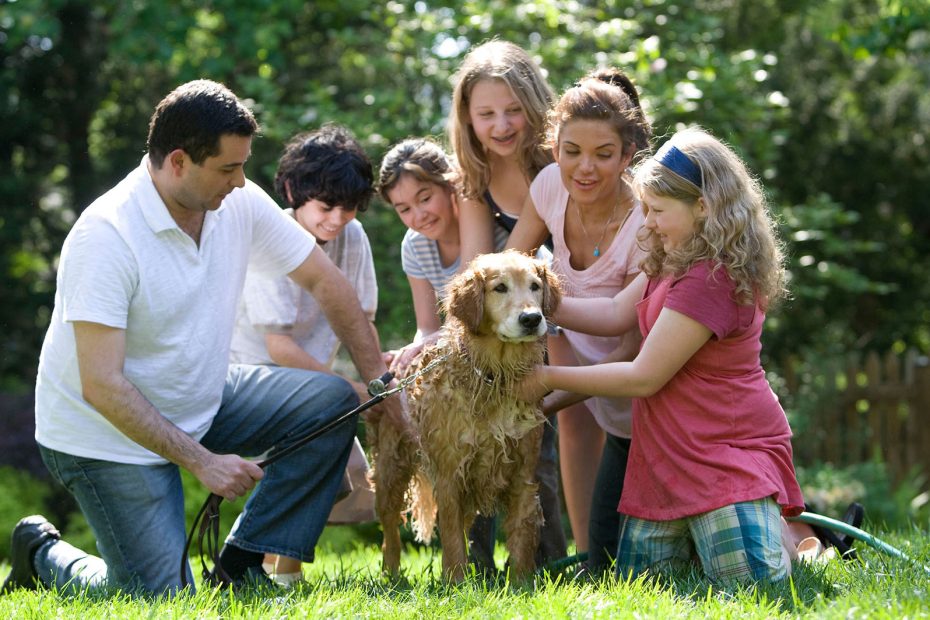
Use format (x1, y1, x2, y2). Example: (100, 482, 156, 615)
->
(531, 163, 646, 438)
(619, 261, 804, 520)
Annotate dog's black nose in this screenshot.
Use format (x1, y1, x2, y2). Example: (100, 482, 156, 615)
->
(519, 311, 542, 330)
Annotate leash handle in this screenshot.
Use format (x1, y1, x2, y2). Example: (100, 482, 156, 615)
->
(182, 384, 401, 588)
(181, 359, 446, 588)
(181, 492, 225, 588)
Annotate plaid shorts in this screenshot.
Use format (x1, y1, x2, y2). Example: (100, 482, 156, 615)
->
(616, 498, 789, 583)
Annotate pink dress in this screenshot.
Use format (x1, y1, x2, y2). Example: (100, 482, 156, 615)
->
(619, 261, 804, 520)
(531, 163, 645, 438)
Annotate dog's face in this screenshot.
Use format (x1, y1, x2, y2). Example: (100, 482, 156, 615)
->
(445, 250, 562, 340)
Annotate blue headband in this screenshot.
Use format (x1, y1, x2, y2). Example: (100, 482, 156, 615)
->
(654, 142, 703, 188)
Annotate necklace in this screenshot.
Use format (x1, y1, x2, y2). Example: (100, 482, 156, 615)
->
(575, 194, 631, 258)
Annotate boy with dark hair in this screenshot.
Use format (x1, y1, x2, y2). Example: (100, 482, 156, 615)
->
(273, 123, 374, 212)
(230, 124, 381, 586)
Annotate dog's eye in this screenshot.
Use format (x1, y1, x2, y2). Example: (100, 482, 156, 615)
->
(493, 283, 508, 293)
(530, 282, 541, 291)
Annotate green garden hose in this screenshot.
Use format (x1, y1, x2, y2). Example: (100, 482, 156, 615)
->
(787, 511, 930, 575)
(538, 512, 930, 576)
(540, 552, 588, 574)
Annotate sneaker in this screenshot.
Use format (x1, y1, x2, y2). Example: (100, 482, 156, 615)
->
(1, 515, 60, 594)
(267, 571, 303, 588)
(838, 502, 865, 547)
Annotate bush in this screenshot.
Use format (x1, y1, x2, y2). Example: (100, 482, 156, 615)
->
(796, 459, 930, 530)
(0, 466, 50, 561)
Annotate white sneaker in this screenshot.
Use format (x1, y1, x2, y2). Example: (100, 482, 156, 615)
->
(268, 571, 303, 588)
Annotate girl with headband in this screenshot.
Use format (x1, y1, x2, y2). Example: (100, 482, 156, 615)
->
(518, 127, 804, 583)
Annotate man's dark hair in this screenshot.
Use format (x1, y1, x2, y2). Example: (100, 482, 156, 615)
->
(147, 80, 259, 168)
(274, 124, 374, 213)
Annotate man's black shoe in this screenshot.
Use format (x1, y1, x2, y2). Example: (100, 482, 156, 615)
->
(205, 564, 278, 592)
(1, 515, 61, 594)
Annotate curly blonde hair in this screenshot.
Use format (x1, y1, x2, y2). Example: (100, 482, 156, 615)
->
(634, 128, 787, 309)
(447, 40, 554, 199)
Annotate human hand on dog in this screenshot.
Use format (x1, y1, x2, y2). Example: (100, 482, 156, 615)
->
(381, 348, 401, 372)
(516, 365, 551, 404)
(385, 331, 443, 377)
(384, 341, 424, 378)
(192, 453, 264, 502)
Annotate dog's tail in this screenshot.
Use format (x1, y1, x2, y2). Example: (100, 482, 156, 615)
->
(408, 470, 438, 543)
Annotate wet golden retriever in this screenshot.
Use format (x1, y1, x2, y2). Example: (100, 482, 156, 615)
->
(369, 250, 561, 582)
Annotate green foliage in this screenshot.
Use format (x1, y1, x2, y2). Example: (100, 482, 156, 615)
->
(2, 0, 928, 379)
(2, 2, 930, 525)
(767, 0, 930, 354)
(796, 459, 930, 530)
(0, 467, 48, 560)
(765, 193, 894, 360)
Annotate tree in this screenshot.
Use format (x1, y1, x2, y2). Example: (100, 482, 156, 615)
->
(1, 0, 927, 390)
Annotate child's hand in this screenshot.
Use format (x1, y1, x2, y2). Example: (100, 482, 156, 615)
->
(385, 341, 424, 377)
(387, 330, 442, 378)
(516, 365, 551, 404)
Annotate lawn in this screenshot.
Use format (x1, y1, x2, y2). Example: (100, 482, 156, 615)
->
(2, 527, 928, 619)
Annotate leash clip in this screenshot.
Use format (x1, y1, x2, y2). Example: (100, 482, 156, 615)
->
(367, 371, 394, 397)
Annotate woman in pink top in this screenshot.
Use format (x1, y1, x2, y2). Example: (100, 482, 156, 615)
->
(507, 68, 651, 574)
(519, 127, 804, 583)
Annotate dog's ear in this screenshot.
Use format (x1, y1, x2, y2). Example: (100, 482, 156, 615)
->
(538, 262, 562, 318)
(445, 264, 485, 334)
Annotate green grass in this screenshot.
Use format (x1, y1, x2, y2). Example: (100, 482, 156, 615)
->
(2, 530, 928, 619)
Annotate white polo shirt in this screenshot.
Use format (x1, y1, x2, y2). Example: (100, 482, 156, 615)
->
(35, 157, 315, 464)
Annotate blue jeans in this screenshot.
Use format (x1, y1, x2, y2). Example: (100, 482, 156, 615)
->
(36, 364, 358, 596)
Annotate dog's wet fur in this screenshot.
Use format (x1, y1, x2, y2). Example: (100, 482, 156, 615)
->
(368, 250, 562, 582)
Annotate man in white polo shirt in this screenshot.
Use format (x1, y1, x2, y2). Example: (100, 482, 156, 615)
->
(1, 80, 406, 596)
